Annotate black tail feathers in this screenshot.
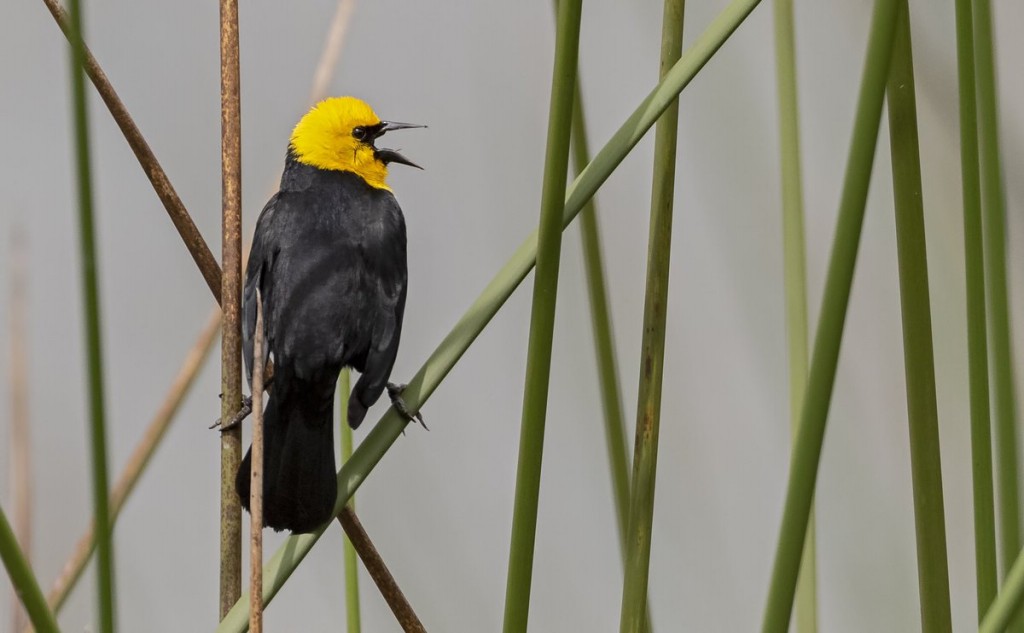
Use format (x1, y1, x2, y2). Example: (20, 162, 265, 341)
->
(237, 387, 337, 533)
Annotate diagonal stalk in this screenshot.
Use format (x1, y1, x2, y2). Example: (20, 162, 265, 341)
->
(0, 507, 60, 633)
(954, 0, 998, 618)
(339, 368, 362, 633)
(35, 310, 220, 624)
(760, 0, 899, 629)
(982, 551, 1024, 632)
(218, 0, 244, 618)
(336, 509, 426, 632)
(549, 0, 632, 556)
(66, 0, 116, 627)
(216, 3, 764, 628)
(571, 84, 654, 633)
(974, 0, 1021, 608)
(501, 0, 583, 629)
(618, 1, 684, 632)
(573, 98, 655, 633)
(40, 0, 222, 300)
(307, 0, 357, 106)
(571, 92, 633, 553)
(771, 0, 817, 629)
(885, 2, 953, 629)
(558, 0, 644, 618)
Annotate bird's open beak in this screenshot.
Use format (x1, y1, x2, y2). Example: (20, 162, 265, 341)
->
(379, 121, 426, 134)
(372, 120, 426, 169)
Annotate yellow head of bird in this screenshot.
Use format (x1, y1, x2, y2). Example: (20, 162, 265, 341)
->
(289, 96, 424, 191)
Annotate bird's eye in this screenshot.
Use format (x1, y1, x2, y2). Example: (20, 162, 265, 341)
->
(352, 127, 366, 141)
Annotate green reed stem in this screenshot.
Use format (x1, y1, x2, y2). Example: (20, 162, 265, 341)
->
(974, 0, 1021, 608)
(572, 85, 655, 632)
(573, 97, 654, 633)
(66, 0, 116, 628)
(618, 1, 684, 632)
(571, 80, 633, 565)
(216, 5, 763, 629)
(954, 0, 998, 618)
(760, 0, 898, 629)
(885, 3, 953, 630)
(557, 0, 637, 616)
(571, 79, 652, 632)
(0, 507, 61, 633)
(501, 0, 582, 629)
(339, 368, 361, 633)
(771, 0, 817, 629)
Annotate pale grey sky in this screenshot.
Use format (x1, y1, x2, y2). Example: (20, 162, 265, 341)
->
(2, 0, 1023, 631)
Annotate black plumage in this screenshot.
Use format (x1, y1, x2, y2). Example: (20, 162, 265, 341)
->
(236, 154, 408, 533)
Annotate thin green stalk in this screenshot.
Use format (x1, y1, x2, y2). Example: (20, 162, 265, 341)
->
(501, 0, 582, 629)
(772, 0, 817, 629)
(618, 1, 684, 632)
(981, 549, 1024, 633)
(886, 2, 953, 629)
(572, 74, 633, 568)
(339, 368, 361, 633)
(550, 0, 633, 556)
(954, 0, 998, 618)
(0, 507, 60, 633)
(561, 8, 642, 625)
(217, 4, 763, 628)
(573, 96, 653, 633)
(66, 0, 116, 628)
(760, 0, 898, 629)
(35, 310, 220, 626)
(573, 85, 657, 633)
(975, 0, 1021, 606)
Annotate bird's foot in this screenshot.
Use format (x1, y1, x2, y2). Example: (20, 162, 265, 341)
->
(210, 394, 253, 431)
(387, 383, 427, 430)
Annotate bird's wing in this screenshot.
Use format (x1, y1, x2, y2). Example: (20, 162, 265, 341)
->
(242, 194, 279, 386)
(348, 194, 409, 426)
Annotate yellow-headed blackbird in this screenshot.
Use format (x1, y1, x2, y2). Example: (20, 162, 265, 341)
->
(236, 96, 423, 533)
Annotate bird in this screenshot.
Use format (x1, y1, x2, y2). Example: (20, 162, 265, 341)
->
(235, 96, 424, 533)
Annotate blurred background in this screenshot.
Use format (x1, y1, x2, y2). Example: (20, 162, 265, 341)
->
(1, 0, 1023, 630)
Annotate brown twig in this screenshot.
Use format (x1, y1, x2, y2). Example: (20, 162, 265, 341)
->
(26, 309, 221, 629)
(39, 0, 222, 302)
(219, 0, 244, 618)
(308, 0, 357, 106)
(248, 296, 265, 633)
(8, 226, 32, 633)
(337, 507, 427, 633)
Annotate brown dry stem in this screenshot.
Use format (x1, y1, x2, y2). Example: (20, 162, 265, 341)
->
(39, 0, 222, 301)
(337, 508, 427, 633)
(27, 309, 221, 629)
(218, 0, 244, 618)
(248, 298, 265, 633)
(308, 0, 357, 105)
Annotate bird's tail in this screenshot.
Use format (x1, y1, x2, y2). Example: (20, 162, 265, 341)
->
(236, 381, 337, 533)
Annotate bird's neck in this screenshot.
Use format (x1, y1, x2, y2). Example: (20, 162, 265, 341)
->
(281, 152, 390, 193)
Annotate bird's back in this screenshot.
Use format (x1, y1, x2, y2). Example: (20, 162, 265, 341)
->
(245, 163, 408, 382)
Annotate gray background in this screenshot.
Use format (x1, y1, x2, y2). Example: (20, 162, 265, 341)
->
(2, 0, 1023, 630)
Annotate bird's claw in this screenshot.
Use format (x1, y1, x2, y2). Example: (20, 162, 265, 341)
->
(387, 383, 427, 430)
(210, 395, 253, 431)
